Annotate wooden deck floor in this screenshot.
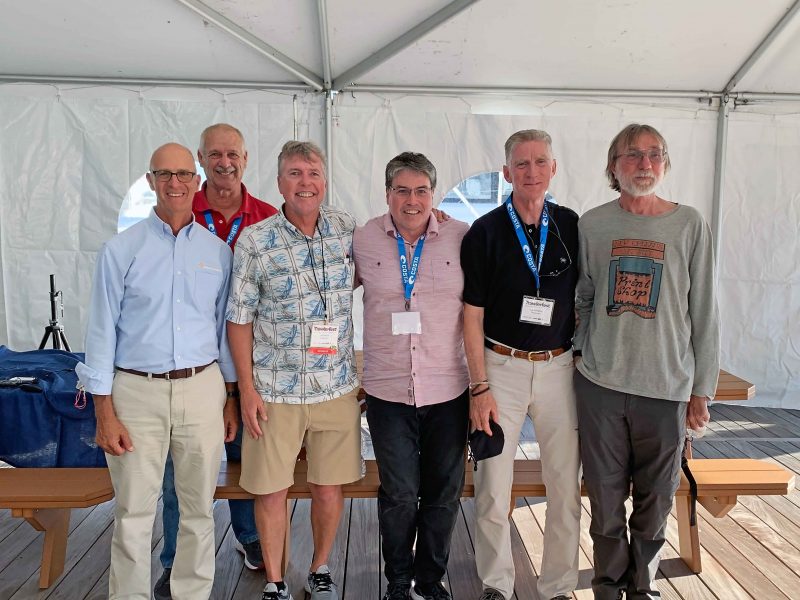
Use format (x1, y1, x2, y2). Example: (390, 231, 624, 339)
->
(1, 404, 799, 600)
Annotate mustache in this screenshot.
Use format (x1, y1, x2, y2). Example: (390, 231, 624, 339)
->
(214, 166, 236, 175)
(635, 170, 654, 178)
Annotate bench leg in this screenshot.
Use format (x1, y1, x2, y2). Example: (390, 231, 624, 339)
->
(674, 496, 702, 573)
(13, 507, 71, 588)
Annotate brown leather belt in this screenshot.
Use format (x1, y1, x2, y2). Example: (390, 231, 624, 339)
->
(116, 361, 213, 380)
(486, 341, 569, 362)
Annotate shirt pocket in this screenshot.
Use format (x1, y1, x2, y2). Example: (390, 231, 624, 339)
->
(432, 258, 463, 297)
(194, 269, 222, 311)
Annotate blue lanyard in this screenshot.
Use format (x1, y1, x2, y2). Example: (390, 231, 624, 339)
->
(505, 195, 549, 293)
(203, 211, 243, 248)
(396, 231, 426, 310)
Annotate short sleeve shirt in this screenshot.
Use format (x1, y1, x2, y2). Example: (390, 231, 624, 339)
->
(460, 198, 579, 351)
(226, 206, 358, 404)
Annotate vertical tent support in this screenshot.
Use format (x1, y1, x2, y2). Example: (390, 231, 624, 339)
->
(710, 96, 730, 272)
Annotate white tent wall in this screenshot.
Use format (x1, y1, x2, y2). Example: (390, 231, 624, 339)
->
(0, 84, 323, 354)
(721, 106, 800, 408)
(0, 85, 797, 409)
(332, 93, 798, 409)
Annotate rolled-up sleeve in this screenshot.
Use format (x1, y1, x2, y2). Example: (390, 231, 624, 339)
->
(76, 243, 124, 395)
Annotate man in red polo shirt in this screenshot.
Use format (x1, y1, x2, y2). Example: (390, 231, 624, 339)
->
(154, 123, 277, 600)
(193, 123, 278, 246)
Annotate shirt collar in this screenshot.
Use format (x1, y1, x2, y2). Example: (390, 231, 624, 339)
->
(194, 182, 252, 215)
(147, 208, 197, 240)
(279, 204, 331, 238)
(382, 211, 439, 241)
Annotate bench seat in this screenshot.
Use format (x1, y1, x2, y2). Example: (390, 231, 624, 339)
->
(0, 457, 793, 588)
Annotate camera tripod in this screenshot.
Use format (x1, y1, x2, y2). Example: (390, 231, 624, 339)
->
(39, 274, 71, 351)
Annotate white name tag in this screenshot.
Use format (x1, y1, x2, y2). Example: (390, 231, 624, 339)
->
(309, 323, 339, 355)
(519, 296, 555, 326)
(392, 311, 422, 335)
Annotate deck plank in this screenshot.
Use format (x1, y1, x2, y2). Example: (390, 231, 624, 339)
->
(2, 408, 800, 599)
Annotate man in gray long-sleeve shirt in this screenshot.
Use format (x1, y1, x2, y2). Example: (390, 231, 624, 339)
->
(573, 124, 719, 600)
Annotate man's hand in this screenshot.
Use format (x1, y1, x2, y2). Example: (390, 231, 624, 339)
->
(93, 394, 134, 456)
(686, 394, 710, 431)
(223, 396, 239, 443)
(240, 385, 267, 440)
(431, 207, 450, 223)
(470, 389, 500, 435)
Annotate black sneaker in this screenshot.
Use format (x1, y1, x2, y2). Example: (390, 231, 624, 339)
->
(410, 581, 451, 600)
(384, 581, 411, 600)
(261, 581, 293, 600)
(153, 568, 172, 600)
(478, 589, 505, 600)
(235, 539, 265, 570)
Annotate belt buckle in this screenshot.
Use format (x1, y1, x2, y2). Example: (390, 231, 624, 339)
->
(164, 371, 170, 381)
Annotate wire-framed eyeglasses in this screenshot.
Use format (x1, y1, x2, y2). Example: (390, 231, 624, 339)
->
(389, 186, 433, 199)
(615, 150, 668, 165)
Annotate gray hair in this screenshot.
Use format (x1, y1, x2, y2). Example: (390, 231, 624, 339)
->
(278, 140, 327, 175)
(384, 152, 437, 190)
(606, 124, 671, 191)
(199, 123, 246, 154)
(504, 129, 553, 165)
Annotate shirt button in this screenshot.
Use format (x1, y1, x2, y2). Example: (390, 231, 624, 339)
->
(218, 219, 223, 224)
(177, 270, 182, 275)
(176, 299, 181, 303)
(176, 326, 181, 331)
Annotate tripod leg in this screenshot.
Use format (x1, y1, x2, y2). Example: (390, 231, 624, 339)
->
(58, 330, 71, 352)
(39, 329, 51, 350)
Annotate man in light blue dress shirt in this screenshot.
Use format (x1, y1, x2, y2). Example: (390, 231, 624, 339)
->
(76, 142, 239, 600)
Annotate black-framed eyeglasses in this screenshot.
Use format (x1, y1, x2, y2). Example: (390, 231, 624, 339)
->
(151, 169, 196, 183)
(389, 186, 432, 199)
(615, 149, 668, 164)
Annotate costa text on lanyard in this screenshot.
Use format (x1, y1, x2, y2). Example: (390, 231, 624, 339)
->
(203, 211, 243, 248)
(396, 231, 426, 311)
(505, 195, 549, 294)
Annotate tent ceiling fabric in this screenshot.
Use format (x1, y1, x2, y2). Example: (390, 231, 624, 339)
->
(2, 0, 800, 95)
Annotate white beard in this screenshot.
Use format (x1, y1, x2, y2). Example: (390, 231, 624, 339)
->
(616, 168, 662, 197)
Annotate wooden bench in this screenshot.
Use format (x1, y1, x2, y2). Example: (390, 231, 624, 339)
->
(0, 456, 794, 588)
(0, 368, 783, 587)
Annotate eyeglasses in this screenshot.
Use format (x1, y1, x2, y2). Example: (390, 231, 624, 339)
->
(389, 186, 432, 200)
(615, 150, 668, 164)
(151, 170, 196, 183)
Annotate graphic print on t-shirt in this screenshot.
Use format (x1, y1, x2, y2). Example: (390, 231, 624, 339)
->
(606, 239, 664, 319)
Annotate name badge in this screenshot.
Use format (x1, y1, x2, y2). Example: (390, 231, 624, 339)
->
(392, 311, 422, 335)
(519, 296, 555, 326)
(309, 323, 339, 355)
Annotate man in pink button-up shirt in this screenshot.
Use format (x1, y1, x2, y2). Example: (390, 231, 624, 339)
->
(353, 152, 470, 600)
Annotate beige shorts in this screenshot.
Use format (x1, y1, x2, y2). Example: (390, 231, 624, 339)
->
(240, 389, 362, 495)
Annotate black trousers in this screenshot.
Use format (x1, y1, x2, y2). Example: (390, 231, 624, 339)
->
(365, 390, 469, 585)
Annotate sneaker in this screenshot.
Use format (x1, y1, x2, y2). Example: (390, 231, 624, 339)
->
(261, 581, 293, 600)
(478, 589, 505, 600)
(384, 581, 411, 600)
(411, 581, 451, 600)
(305, 565, 338, 599)
(153, 568, 172, 600)
(235, 539, 265, 570)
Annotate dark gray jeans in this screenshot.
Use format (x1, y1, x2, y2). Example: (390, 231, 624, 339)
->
(575, 371, 687, 600)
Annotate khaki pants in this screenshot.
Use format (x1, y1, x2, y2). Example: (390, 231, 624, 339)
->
(474, 348, 582, 599)
(106, 364, 225, 600)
